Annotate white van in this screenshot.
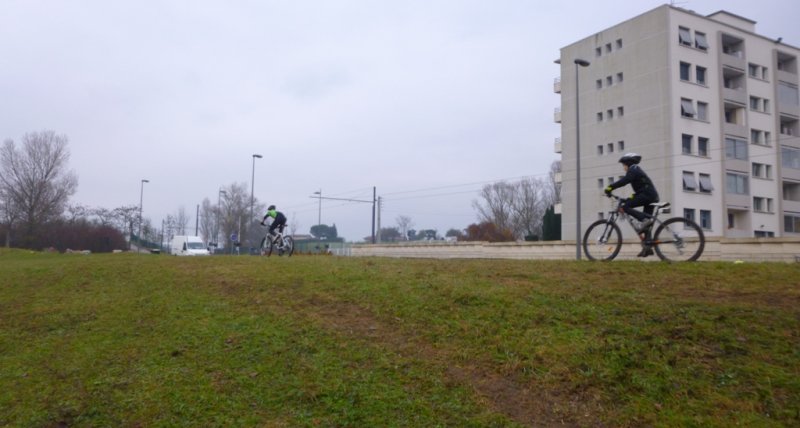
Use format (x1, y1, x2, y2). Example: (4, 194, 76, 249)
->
(170, 235, 210, 256)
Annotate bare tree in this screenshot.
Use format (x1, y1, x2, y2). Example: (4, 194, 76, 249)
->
(511, 178, 548, 239)
(174, 206, 190, 235)
(0, 186, 19, 247)
(473, 181, 515, 233)
(199, 198, 217, 244)
(0, 131, 78, 247)
(473, 178, 549, 240)
(219, 182, 250, 248)
(111, 205, 140, 244)
(547, 160, 562, 205)
(396, 215, 414, 241)
(289, 212, 299, 236)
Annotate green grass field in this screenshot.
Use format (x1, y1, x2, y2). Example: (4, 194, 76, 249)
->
(1, 249, 798, 427)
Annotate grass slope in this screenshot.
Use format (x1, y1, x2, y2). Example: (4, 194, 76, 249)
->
(1, 250, 798, 426)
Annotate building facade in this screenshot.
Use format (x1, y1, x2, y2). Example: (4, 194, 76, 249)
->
(555, 5, 800, 241)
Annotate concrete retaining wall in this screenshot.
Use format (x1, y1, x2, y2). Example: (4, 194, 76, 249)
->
(351, 238, 800, 262)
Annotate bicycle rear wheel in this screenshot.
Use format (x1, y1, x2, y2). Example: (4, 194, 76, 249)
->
(583, 220, 622, 261)
(653, 217, 705, 262)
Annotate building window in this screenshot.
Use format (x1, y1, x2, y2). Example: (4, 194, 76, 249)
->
(726, 172, 749, 195)
(598, 178, 605, 188)
(699, 174, 713, 193)
(680, 62, 691, 81)
(607, 143, 614, 153)
(616, 39, 623, 49)
(597, 112, 603, 122)
(754, 230, 775, 238)
(752, 162, 763, 178)
(696, 66, 707, 85)
(606, 43, 612, 53)
(681, 98, 696, 118)
(598, 212, 605, 220)
(606, 76, 613, 86)
(607, 109, 614, 119)
(682, 134, 693, 154)
(607, 177, 615, 186)
(616, 72, 623, 83)
(596, 79, 603, 89)
(684, 208, 696, 222)
(748, 63, 769, 80)
(725, 137, 748, 160)
(725, 104, 744, 125)
(750, 96, 770, 113)
(700, 210, 711, 229)
(782, 146, 800, 170)
(697, 102, 708, 121)
(751, 129, 770, 146)
(596, 47, 602, 57)
(785, 214, 800, 233)
(728, 212, 735, 229)
(695, 32, 709, 51)
(618, 140, 625, 151)
(679, 27, 692, 46)
(698, 137, 709, 157)
(777, 52, 797, 74)
(778, 82, 800, 107)
(752, 162, 772, 179)
(597, 145, 604, 155)
(753, 197, 773, 213)
(617, 106, 624, 117)
(682, 171, 697, 191)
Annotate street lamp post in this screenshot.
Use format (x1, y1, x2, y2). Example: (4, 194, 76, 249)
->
(138, 179, 149, 253)
(250, 154, 262, 251)
(313, 189, 322, 226)
(574, 58, 590, 260)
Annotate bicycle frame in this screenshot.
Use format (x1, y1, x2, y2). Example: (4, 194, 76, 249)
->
(606, 194, 666, 236)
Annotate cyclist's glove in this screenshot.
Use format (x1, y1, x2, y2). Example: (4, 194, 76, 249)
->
(604, 186, 613, 196)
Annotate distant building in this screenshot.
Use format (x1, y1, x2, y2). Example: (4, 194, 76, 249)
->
(554, 4, 800, 240)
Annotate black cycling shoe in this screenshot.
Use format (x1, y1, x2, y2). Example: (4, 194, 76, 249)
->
(637, 247, 654, 257)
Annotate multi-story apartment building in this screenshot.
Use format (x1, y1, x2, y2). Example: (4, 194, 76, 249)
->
(555, 5, 800, 241)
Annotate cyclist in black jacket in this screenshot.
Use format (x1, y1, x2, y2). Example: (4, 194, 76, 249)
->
(260, 205, 287, 239)
(605, 153, 660, 256)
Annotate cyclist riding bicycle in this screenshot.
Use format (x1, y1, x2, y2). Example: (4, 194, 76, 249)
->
(604, 152, 660, 257)
(260, 205, 287, 241)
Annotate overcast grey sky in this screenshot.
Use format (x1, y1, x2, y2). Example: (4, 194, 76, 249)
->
(2, 0, 798, 241)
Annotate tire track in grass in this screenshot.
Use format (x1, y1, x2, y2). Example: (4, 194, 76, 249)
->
(285, 293, 600, 427)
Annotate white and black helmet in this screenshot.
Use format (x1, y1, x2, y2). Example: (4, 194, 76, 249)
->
(619, 152, 642, 166)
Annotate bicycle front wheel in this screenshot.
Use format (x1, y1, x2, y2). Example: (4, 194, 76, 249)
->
(583, 220, 622, 261)
(260, 237, 268, 256)
(266, 237, 276, 257)
(282, 236, 294, 257)
(653, 217, 705, 262)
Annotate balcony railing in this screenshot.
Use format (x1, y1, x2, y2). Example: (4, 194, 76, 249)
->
(553, 78, 561, 94)
(554, 137, 562, 154)
(554, 108, 562, 123)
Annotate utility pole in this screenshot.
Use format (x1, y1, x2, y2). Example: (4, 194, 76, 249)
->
(376, 196, 382, 243)
(371, 187, 376, 244)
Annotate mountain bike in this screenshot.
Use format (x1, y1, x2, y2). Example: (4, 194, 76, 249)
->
(260, 226, 294, 257)
(582, 193, 705, 262)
